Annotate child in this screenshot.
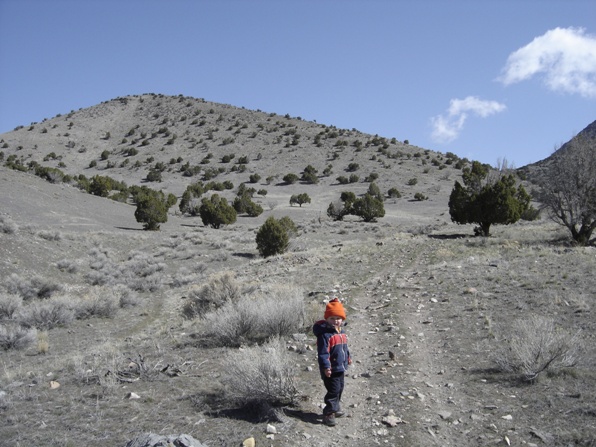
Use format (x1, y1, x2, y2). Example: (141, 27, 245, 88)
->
(313, 297, 352, 426)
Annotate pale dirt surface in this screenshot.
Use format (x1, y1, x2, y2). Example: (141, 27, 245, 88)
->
(1, 167, 594, 447)
(0, 94, 595, 446)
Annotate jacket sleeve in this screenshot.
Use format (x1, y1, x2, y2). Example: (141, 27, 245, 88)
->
(316, 334, 331, 370)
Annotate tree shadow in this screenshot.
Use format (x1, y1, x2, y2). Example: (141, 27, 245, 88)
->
(115, 226, 143, 231)
(283, 408, 322, 424)
(427, 233, 469, 240)
(232, 252, 256, 259)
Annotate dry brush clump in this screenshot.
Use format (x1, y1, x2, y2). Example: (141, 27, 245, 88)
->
(493, 314, 584, 382)
(0, 293, 22, 320)
(0, 214, 18, 234)
(198, 283, 306, 347)
(4, 273, 63, 300)
(220, 337, 299, 412)
(182, 271, 241, 319)
(18, 297, 76, 330)
(85, 247, 166, 292)
(0, 322, 37, 350)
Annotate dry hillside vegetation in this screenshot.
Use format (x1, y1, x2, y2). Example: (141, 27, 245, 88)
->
(0, 95, 595, 447)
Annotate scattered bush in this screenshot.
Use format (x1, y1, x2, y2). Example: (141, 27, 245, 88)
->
(282, 173, 298, 185)
(5, 274, 63, 300)
(74, 289, 120, 319)
(19, 298, 75, 330)
(199, 194, 237, 228)
(220, 337, 299, 409)
(0, 215, 18, 234)
(352, 193, 385, 222)
(521, 205, 541, 221)
(0, 322, 36, 350)
(493, 315, 583, 382)
(289, 193, 311, 207)
(414, 192, 428, 201)
(387, 187, 401, 199)
(0, 294, 22, 320)
(56, 259, 79, 273)
(182, 272, 240, 319)
(256, 216, 295, 257)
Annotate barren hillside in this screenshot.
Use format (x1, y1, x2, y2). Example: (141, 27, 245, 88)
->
(0, 96, 595, 447)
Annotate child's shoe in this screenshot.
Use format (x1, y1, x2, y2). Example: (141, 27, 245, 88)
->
(335, 410, 345, 417)
(323, 413, 336, 426)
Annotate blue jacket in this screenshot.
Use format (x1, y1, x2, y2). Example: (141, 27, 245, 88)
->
(313, 320, 351, 378)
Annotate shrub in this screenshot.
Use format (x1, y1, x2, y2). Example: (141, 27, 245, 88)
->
(367, 182, 383, 202)
(407, 178, 418, 186)
(182, 272, 240, 319)
(0, 294, 22, 320)
(19, 298, 75, 330)
(449, 161, 530, 236)
(387, 187, 401, 199)
(301, 171, 319, 184)
(133, 187, 174, 231)
(0, 323, 36, 350)
(352, 193, 385, 222)
(414, 192, 428, 201)
(75, 290, 119, 319)
(282, 173, 298, 185)
(493, 315, 583, 382)
(221, 337, 299, 408)
(146, 169, 162, 182)
(233, 192, 263, 217)
(256, 216, 293, 258)
(0, 215, 18, 234)
(289, 193, 311, 207)
(521, 205, 541, 221)
(5, 274, 62, 300)
(199, 194, 237, 228)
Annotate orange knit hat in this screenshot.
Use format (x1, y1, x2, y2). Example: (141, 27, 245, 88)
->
(324, 298, 346, 320)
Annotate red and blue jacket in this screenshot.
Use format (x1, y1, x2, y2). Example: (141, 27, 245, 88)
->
(313, 320, 351, 378)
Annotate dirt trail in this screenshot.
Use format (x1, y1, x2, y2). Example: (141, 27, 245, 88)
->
(291, 237, 458, 446)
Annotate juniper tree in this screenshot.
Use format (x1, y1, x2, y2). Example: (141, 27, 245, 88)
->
(449, 161, 530, 237)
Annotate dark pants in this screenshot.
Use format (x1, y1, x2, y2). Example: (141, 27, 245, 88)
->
(322, 371, 344, 415)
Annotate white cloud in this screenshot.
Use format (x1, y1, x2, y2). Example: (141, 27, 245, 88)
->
(498, 27, 596, 98)
(430, 96, 506, 143)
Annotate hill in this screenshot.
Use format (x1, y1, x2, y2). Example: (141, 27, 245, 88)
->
(0, 95, 595, 447)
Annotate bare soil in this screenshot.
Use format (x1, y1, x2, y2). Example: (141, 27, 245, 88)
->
(0, 94, 595, 446)
(1, 166, 595, 447)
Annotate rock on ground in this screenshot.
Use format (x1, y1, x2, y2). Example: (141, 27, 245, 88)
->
(124, 433, 206, 447)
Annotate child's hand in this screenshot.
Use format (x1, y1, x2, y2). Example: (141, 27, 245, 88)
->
(325, 368, 332, 378)
(348, 357, 352, 365)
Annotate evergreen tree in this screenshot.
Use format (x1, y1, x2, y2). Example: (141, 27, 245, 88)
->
(199, 194, 237, 229)
(256, 216, 293, 258)
(449, 161, 530, 236)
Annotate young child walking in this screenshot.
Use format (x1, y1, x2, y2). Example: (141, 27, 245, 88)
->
(313, 297, 352, 426)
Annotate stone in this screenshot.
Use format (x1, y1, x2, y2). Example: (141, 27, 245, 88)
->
(242, 437, 255, 447)
(125, 392, 141, 399)
(438, 411, 452, 420)
(381, 415, 403, 427)
(49, 381, 60, 389)
(124, 433, 206, 447)
(266, 424, 277, 434)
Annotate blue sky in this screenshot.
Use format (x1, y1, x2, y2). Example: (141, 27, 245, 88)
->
(1, 0, 595, 167)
